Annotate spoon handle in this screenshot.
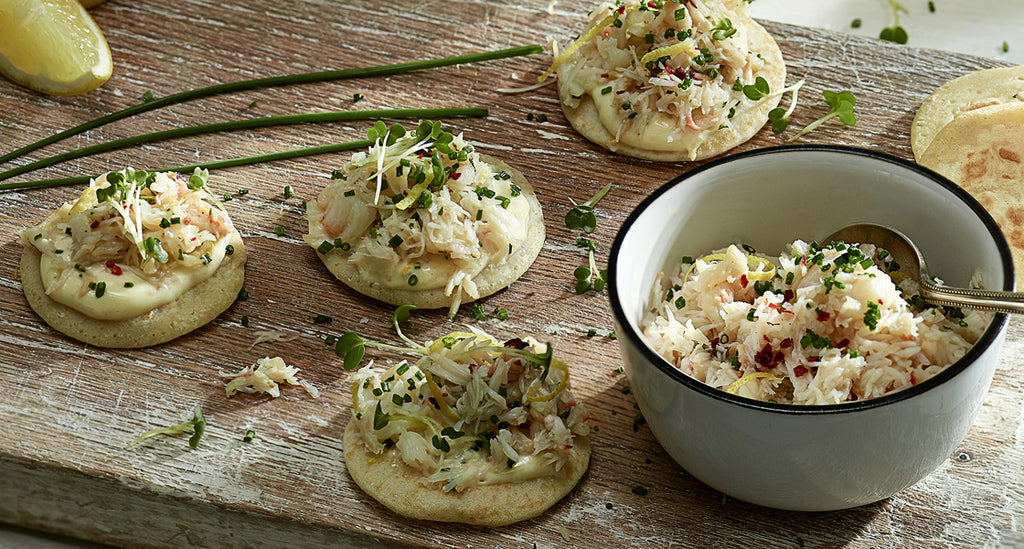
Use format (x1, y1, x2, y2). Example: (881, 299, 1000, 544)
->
(922, 280, 1024, 314)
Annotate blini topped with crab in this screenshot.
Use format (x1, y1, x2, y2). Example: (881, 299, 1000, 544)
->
(550, 0, 786, 161)
(304, 121, 545, 316)
(343, 330, 590, 526)
(20, 168, 246, 348)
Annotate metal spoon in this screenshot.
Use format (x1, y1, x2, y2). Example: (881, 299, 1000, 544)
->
(822, 223, 1024, 314)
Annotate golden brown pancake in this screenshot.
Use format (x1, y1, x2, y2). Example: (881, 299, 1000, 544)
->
(918, 102, 1024, 288)
(343, 420, 590, 527)
(911, 65, 1024, 162)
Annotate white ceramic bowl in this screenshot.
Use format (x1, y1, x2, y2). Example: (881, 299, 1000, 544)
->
(608, 146, 1012, 511)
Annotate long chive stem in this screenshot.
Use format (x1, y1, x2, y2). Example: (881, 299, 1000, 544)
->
(0, 45, 543, 165)
(0, 107, 487, 182)
(0, 139, 374, 192)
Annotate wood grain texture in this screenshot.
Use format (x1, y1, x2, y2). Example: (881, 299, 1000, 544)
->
(0, 1, 1022, 548)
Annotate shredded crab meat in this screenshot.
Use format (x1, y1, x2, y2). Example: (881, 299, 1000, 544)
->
(641, 241, 988, 405)
(223, 356, 315, 398)
(24, 169, 234, 283)
(350, 333, 589, 492)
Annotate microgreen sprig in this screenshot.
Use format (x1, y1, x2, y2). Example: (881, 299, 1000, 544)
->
(741, 76, 771, 100)
(565, 183, 612, 233)
(879, 0, 909, 44)
(736, 77, 806, 135)
(788, 90, 857, 141)
(129, 405, 206, 449)
(335, 305, 428, 370)
(574, 250, 608, 293)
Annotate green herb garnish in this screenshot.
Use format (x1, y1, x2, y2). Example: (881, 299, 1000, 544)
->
(864, 302, 881, 331)
(574, 250, 608, 293)
(129, 405, 206, 449)
(788, 90, 857, 141)
(565, 183, 612, 233)
(879, 0, 909, 44)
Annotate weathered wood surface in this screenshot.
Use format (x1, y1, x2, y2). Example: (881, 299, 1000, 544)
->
(0, 1, 1022, 548)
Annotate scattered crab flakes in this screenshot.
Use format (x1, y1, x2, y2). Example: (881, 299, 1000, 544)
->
(222, 356, 317, 398)
(248, 329, 297, 349)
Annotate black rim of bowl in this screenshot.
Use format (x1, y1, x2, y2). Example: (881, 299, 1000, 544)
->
(608, 144, 1013, 415)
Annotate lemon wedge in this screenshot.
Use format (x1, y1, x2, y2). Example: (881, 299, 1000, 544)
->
(78, 0, 107, 7)
(0, 0, 113, 95)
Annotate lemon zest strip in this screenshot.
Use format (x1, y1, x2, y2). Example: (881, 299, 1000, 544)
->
(638, 42, 698, 71)
(538, 4, 639, 82)
(526, 359, 570, 402)
(725, 372, 780, 395)
(423, 370, 461, 422)
(394, 180, 430, 210)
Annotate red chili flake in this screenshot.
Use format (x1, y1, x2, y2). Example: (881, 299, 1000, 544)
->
(754, 344, 772, 367)
(105, 260, 122, 276)
(836, 338, 850, 348)
(793, 365, 808, 377)
(783, 289, 795, 302)
(647, 0, 657, 7)
(709, 336, 720, 353)
(780, 338, 793, 349)
(910, 371, 918, 385)
(617, 5, 626, 13)
(90, 220, 100, 229)
(754, 342, 784, 370)
(449, 172, 461, 180)
(807, 356, 821, 363)
(504, 338, 529, 349)
(740, 274, 749, 288)
(817, 310, 831, 322)
(768, 303, 782, 312)
(762, 334, 771, 343)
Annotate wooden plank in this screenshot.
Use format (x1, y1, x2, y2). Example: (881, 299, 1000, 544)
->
(0, 1, 1022, 547)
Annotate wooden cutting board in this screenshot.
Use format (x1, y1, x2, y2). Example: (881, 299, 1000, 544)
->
(1, 1, 1022, 547)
